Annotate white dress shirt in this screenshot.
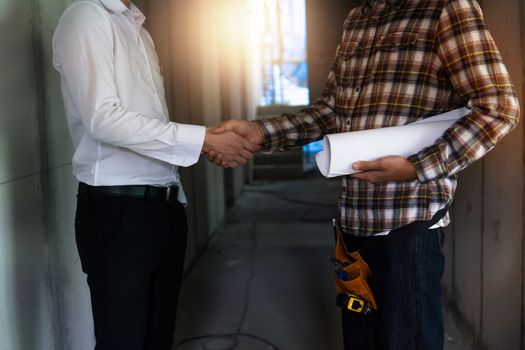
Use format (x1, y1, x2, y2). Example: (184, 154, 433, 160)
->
(52, 0, 205, 198)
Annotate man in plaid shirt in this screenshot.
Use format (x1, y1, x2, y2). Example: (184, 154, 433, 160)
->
(212, 0, 519, 348)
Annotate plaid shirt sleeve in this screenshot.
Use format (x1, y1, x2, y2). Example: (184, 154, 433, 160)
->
(408, 0, 520, 183)
(254, 56, 339, 152)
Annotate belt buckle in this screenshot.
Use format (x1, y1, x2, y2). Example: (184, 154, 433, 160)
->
(166, 186, 177, 202)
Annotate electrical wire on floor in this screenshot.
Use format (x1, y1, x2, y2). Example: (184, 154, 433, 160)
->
(174, 200, 279, 350)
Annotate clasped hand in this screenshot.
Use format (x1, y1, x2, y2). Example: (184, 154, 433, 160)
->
(202, 120, 264, 168)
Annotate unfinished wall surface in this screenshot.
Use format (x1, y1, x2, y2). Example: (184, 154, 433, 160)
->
(443, 0, 525, 349)
(0, 0, 94, 349)
(144, 0, 259, 264)
(306, 0, 360, 101)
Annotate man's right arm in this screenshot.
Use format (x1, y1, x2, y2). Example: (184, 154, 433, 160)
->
(255, 59, 340, 152)
(216, 40, 343, 154)
(214, 59, 340, 159)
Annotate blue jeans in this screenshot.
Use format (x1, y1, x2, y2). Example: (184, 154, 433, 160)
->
(341, 223, 446, 350)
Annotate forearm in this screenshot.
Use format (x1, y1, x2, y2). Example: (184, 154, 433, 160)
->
(255, 95, 338, 152)
(88, 103, 205, 167)
(409, 95, 519, 182)
(408, 0, 520, 183)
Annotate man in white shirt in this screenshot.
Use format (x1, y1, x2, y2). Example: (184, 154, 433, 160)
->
(52, 0, 258, 349)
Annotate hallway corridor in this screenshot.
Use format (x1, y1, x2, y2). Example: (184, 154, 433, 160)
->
(173, 175, 471, 350)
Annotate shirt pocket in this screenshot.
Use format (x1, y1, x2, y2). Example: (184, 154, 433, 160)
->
(375, 31, 420, 52)
(371, 31, 420, 75)
(368, 31, 422, 99)
(334, 41, 359, 87)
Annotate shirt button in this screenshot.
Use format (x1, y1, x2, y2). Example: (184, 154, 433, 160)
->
(354, 86, 361, 94)
(346, 120, 351, 126)
(370, 18, 379, 25)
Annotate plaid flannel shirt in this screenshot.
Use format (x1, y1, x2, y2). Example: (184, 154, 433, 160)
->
(255, 0, 520, 236)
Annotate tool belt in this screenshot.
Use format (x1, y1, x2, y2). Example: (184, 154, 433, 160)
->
(331, 207, 449, 315)
(331, 221, 377, 314)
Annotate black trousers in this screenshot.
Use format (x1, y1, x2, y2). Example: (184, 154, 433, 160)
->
(74, 190, 188, 350)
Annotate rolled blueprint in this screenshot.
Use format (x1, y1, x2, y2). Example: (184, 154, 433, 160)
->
(315, 107, 471, 178)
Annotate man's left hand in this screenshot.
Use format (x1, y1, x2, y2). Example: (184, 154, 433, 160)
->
(351, 156, 418, 184)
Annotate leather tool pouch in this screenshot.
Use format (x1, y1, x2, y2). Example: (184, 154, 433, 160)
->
(333, 222, 378, 312)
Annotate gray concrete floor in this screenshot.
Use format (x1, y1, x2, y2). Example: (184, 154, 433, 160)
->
(173, 175, 471, 350)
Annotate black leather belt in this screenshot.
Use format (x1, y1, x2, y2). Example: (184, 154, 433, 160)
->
(78, 182, 179, 202)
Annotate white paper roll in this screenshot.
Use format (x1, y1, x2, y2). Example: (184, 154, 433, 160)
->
(315, 108, 471, 178)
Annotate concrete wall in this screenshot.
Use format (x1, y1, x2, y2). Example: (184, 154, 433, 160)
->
(306, 0, 360, 101)
(143, 0, 227, 269)
(144, 0, 259, 261)
(443, 0, 525, 349)
(0, 0, 94, 349)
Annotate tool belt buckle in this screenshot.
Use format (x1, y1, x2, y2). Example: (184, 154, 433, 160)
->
(347, 296, 365, 313)
(336, 293, 372, 315)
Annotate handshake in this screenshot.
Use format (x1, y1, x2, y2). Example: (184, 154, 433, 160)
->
(202, 119, 264, 168)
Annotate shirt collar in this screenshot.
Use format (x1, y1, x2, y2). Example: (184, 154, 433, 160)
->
(362, 0, 406, 15)
(99, 0, 146, 29)
(126, 3, 146, 29)
(100, 0, 128, 13)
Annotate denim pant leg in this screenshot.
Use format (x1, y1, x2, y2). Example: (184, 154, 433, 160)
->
(342, 226, 445, 350)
